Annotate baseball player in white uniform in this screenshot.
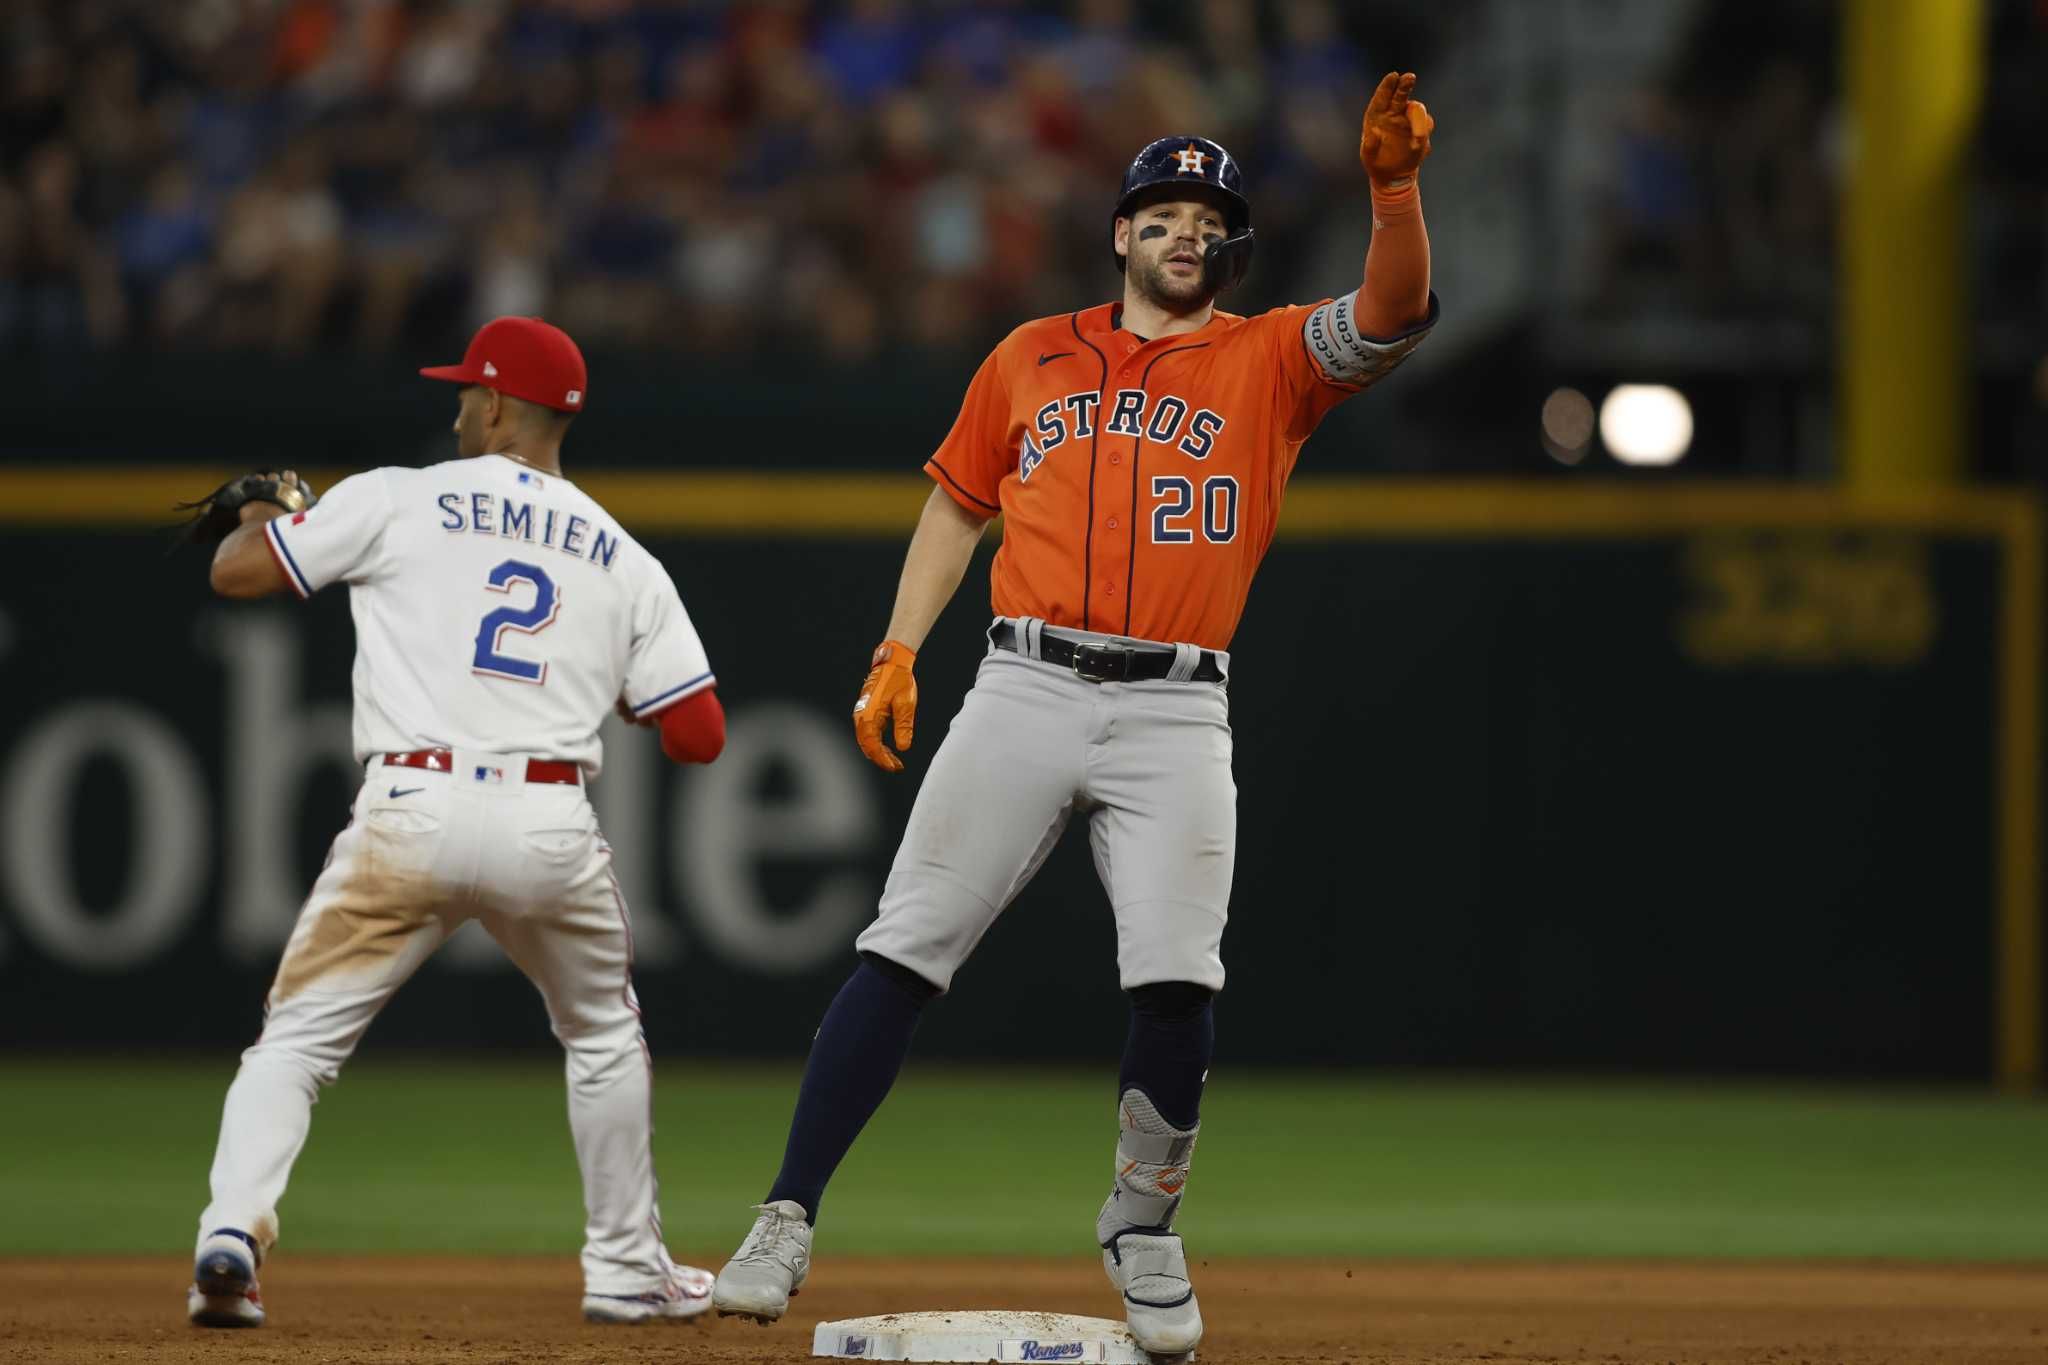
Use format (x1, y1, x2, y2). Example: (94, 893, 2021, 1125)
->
(183, 317, 727, 1329)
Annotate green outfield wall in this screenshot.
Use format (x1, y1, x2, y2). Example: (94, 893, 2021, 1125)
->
(0, 473, 2036, 1087)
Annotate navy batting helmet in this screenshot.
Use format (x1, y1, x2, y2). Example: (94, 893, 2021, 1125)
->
(1112, 135, 1255, 294)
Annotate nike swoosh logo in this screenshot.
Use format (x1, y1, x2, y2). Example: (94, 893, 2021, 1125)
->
(1037, 351, 1074, 366)
(388, 786, 424, 799)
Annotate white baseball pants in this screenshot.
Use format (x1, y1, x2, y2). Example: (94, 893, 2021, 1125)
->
(196, 750, 676, 1296)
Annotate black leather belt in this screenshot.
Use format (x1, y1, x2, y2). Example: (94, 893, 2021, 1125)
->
(990, 622, 1225, 684)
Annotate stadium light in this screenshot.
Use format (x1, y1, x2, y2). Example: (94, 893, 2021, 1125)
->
(1540, 387, 1595, 465)
(1599, 384, 1693, 466)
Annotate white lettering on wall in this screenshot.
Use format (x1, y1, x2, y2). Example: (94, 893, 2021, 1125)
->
(0, 613, 880, 981)
(675, 704, 878, 972)
(0, 703, 209, 970)
(199, 614, 358, 963)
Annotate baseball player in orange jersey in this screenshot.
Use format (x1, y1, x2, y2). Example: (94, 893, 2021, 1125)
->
(713, 76, 1437, 1356)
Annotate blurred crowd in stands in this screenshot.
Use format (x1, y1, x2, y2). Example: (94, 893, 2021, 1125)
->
(0, 0, 1416, 359)
(1585, 4, 1836, 320)
(0, 0, 2040, 383)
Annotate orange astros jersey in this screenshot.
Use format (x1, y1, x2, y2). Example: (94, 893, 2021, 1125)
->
(925, 297, 1435, 651)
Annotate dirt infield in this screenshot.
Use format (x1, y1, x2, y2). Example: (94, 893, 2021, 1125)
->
(2, 1256, 2045, 1364)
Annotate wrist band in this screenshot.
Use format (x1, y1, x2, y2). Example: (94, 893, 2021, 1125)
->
(1370, 179, 1419, 225)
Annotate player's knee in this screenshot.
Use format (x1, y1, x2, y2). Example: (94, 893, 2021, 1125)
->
(241, 1038, 343, 1090)
(1128, 980, 1213, 1018)
(550, 1000, 640, 1049)
(859, 950, 943, 1003)
(560, 1030, 643, 1092)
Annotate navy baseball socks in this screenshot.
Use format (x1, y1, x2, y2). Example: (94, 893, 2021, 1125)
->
(717, 962, 1211, 1354)
(1097, 982, 1212, 1357)
(1116, 980, 1213, 1133)
(716, 954, 936, 1322)
(763, 953, 937, 1221)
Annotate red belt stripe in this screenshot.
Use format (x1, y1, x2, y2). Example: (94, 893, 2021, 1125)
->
(381, 749, 580, 785)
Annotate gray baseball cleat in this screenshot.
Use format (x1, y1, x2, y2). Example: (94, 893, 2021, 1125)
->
(1101, 1227, 1203, 1358)
(712, 1200, 812, 1322)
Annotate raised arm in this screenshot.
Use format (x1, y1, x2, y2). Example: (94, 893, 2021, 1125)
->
(1355, 71, 1435, 336)
(854, 485, 991, 772)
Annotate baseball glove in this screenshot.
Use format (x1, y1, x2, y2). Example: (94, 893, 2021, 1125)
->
(172, 471, 317, 546)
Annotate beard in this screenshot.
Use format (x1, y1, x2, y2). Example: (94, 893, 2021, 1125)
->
(1130, 249, 1216, 312)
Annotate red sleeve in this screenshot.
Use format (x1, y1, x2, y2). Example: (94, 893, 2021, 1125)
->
(656, 687, 726, 765)
(922, 345, 1011, 518)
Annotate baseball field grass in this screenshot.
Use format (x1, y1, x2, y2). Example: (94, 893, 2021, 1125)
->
(4, 1057, 2045, 1261)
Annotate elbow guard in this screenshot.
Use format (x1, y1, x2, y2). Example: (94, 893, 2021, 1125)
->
(1302, 289, 1440, 389)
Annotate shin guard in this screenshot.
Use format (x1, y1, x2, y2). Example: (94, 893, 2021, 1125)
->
(1095, 1087, 1199, 1242)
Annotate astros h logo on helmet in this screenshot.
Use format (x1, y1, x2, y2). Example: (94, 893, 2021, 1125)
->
(1174, 143, 1209, 174)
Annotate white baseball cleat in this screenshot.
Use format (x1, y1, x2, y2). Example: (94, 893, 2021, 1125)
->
(581, 1262, 716, 1323)
(712, 1200, 812, 1323)
(1102, 1228, 1202, 1358)
(187, 1229, 265, 1328)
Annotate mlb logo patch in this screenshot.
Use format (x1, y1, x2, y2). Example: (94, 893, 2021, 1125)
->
(517, 470, 544, 489)
(472, 765, 505, 784)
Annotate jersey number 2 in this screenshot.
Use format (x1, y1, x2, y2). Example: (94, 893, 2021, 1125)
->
(472, 559, 561, 685)
(1151, 475, 1239, 545)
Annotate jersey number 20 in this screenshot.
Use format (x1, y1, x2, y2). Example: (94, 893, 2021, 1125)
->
(1151, 475, 1239, 545)
(472, 559, 561, 685)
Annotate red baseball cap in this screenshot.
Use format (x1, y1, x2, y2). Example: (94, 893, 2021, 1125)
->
(421, 316, 587, 412)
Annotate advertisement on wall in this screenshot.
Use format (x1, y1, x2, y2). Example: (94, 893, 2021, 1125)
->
(0, 512, 2022, 1078)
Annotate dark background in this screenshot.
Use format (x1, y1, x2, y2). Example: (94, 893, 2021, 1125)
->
(0, 524, 2009, 1078)
(2, 0, 2041, 1088)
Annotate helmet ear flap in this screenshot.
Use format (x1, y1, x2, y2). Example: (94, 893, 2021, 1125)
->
(1202, 228, 1255, 295)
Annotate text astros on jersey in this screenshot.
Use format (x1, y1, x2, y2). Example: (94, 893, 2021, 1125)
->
(925, 293, 1437, 652)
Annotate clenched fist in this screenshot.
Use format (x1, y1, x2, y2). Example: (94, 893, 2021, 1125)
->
(854, 639, 919, 772)
(1359, 71, 1434, 187)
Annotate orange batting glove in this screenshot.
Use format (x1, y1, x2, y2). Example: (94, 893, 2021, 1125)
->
(1359, 71, 1434, 189)
(854, 639, 919, 773)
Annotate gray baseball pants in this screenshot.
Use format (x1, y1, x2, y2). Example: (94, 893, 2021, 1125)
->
(856, 617, 1236, 992)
